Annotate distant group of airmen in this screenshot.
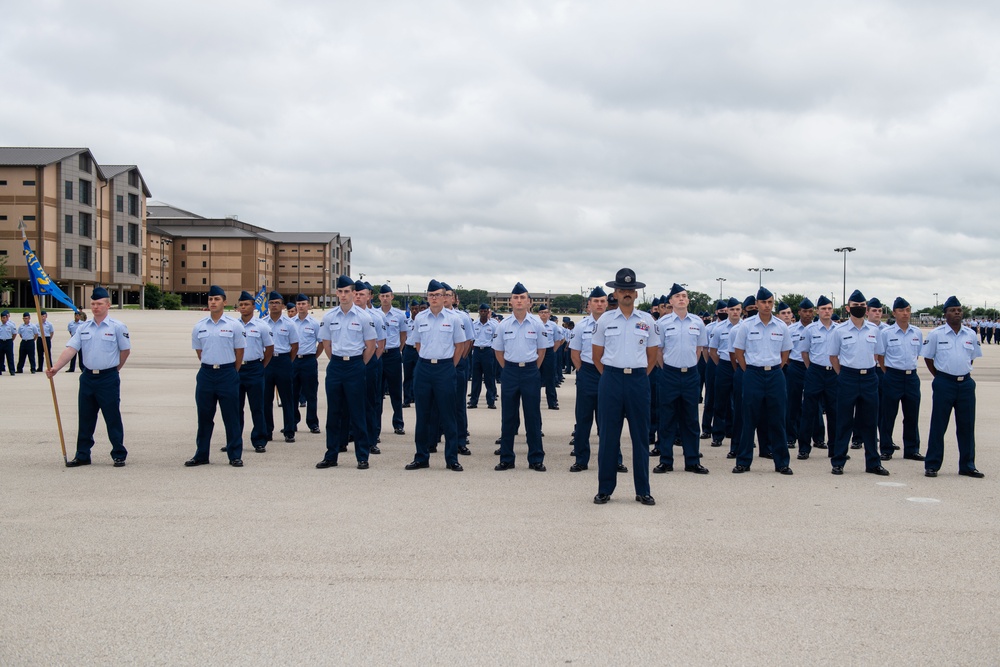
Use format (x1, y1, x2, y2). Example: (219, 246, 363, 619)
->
(40, 268, 985, 506)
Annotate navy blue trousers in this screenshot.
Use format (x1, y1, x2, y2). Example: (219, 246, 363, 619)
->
(597, 367, 651, 497)
(365, 355, 383, 442)
(785, 360, 806, 443)
(324, 356, 369, 463)
(880, 368, 921, 457)
(468, 346, 497, 407)
(799, 365, 837, 455)
(238, 360, 268, 449)
(402, 345, 418, 404)
(381, 347, 404, 430)
(292, 355, 319, 431)
(195, 364, 242, 462)
(264, 354, 295, 438)
(36, 336, 52, 369)
(738, 366, 790, 469)
(926, 374, 977, 473)
(454, 356, 470, 440)
(712, 360, 735, 441)
(730, 366, 744, 455)
(0, 339, 14, 375)
(498, 363, 544, 466)
(701, 358, 716, 432)
(573, 362, 600, 467)
(657, 366, 702, 466)
(75, 369, 126, 462)
(414, 359, 460, 466)
(17, 339, 36, 372)
(541, 349, 558, 408)
(831, 368, 880, 469)
(648, 365, 660, 443)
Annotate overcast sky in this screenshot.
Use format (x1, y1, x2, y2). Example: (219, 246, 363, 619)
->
(3, 1, 999, 308)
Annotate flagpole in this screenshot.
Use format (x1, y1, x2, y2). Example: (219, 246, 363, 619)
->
(19, 221, 68, 464)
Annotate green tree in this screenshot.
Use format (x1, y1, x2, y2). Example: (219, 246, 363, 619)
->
(551, 294, 585, 313)
(686, 290, 713, 315)
(163, 293, 182, 310)
(144, 282, 164, 310)
(456, 288, 488, 309)
(0, 254, 11, 293)
(778, 293, 807, 319)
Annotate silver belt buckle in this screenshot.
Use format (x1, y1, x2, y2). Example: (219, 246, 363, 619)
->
(957, 375, 964, 382)
(763, 366, 772, 371)
(623, 367, 633, 375)
(91, 369, 101, 375)
(904, 370, 912, 375)
(860, 369, 868, 375)
(430, 358, 439, 364)
(213, 364, 220, 369)
(824, 366, 832, 371)
(341, 356, 350, 361)
(518, 362, 526, 367)
(680, 367, 688, 373)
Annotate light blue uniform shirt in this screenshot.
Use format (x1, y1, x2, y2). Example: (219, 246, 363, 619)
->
(67, 317, 131, 370)
(569, 315, 598, 364)
(493, 313, 545, 363)
(0, 321, 15, 340)
(40, 321, 54, 337)
(292, 314, 321, 355)
(876, 324, 922, 371)
(404, 317, 418, 347)
(657, 312, 707, 368)
(67, 320, 80, 338)
(923, 324, 982, 375)
(18, 323, 38, 340)
(472, 318, 499, 347)
(592, 308, 657, 369)
(787, 321, 808, 362)
(734, 315, 792, 366)
(380, 307, 406, 349)
(451, 309, 474, 344)
(241, 317, 273, 362)
(367, 307, 387, 343)
(798, 320, 837, 367)
(539, 320, 558, 349)
(192, 315, 246, 365)
(266, 314, 299, 355)
(709, 320, 737, 362)
(318, 305, 376, 357)
(829, 319, 880, 369)
(411, 308, 464, 360)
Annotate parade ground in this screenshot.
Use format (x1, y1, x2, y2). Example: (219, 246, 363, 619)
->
(2, 309, 998, 666)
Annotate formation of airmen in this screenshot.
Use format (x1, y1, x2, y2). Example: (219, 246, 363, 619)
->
(39, 269, 987, 506)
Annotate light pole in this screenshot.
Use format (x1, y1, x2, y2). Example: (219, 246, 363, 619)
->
(747, 267, 773, 288)
(933, 292, 939, 307)
(834, 247, 856, 312)
(716, 277, 726, 299)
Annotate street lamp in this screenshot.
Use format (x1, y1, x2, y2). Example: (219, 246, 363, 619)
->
(933, 292, 939, 307)
(747, 267, 773, 288)
(716, 277, 726, 299)
(834, 247, 856, 312)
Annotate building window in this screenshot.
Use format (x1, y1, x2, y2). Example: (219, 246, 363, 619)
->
(128, 253, 139, 275)
(202, 244, 207, 251)
(116, 226, 124, 243)
(181, 244, 185, 251)
(65, 215, 73, 234)
(201, 261, 207, 268)
(79, 179, 91, 205)
(128, 170, 139, 188)
(79, 213, 92, 238)
(0, 180, 7, 185)
(23, 180, 36, 186)
(116, 256, 124, 273)
(23, 215, 35, 221)
(202, 278, 207, 285)
(0, 215, 7, 220)
(79, 245, 91, 270)
(128, 223, 139, 246)
(181, 278, 186, 285)
(65, 181, 73, 200)
(65, 249, 73, 268)
(117, 195, 124, 212)
(128, 193, 139, 217)
(180, 261, 185, 268)
(79, 153, 92, 173)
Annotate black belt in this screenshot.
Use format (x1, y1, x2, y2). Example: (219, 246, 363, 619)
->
(505, 361, 535, 368)
(87, 367, 118, 375)
(664, 364, 697, 373)
(475, 345, 492, 349)
(747, 364, 780, 372)
(886, 367, 916, 375)
(605, 366, 645, 375)
(809, 364, 835, 371)
(332, 355, 363, 362)
(296, 353, 317, 358)
(202, 362, 235, 370)
(242, 359, 262, 365)
(841, 366, 876, 375)
(422, 358, 452, 364)
(937, 371, 971, 382)
(789, 359, 806, 366)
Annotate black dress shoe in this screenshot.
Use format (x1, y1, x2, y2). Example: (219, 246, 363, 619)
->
(569, 463, 587, 472)
(184, 459, 209, 467)
(402, 402, 411, 408)
(814, 441, 828, 449)
(797, 452, 809, 460)
(495, 437, 502, 445)
(529, 462, 546, 472)
(569, 449, 576, 456)
(652, 463, 672, 474)
(548, 405, 559, 410)
(732, 465, 750, 473)
(831, 466, 844, 475)
(404, 460, 429, 470)
(219, 446, 228, 452)
(684, 464, 709, 474)
(394, 428, 406, 435)
(710, 439, 723, 447)
(284, 435, 295, 443)
(892, 444, 900, 451)
(495, 461, 515, 471)
(760, 453, 773, 459)
(65, 458, 91, 467)
(540, 432, 545, 437)
(635, 495, 656, 506)
(924, 469, 938, 477)
(429, 445, 437, 453)
(673, 438, 681, 446)
(467, 403, 477, 409)
(316, 460, 337, 468)
(230, 459, 244, 467)
(880, 453, 892, 461)
(777, 466, 793, 475)
(494, 448, 502, 455)
(338, 445, 348, 452)
(650, 447, 661, 456)
(487, 404, 496, 409)
(865, 466, 890, 476)
(850, 441, 862, 449)
(959, 469, 985, 478)
(700, 431, 711, 439)
(357, 461, 370, 470)
(594, 493, 611, 504)
(458, 446, 471, 456)
(370, 445, 381, 455)
(726, 452, 737, 459)
(617, 464, 628, 473)
(448, 462, 464, 471)
(903, 453, 925, 461)
(113, 458, 126, 467)
(309, 427, 321, 434)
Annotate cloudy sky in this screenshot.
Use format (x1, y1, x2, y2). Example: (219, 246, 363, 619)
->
(3, 1, 999, 308)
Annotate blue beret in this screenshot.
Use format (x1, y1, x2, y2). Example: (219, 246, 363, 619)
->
(379, 284, 393, 294)
(238, 290, 254, 302)
(363, 282, 373, 292)
(650, 296, 660, 307)
(562, 316, 571, 322)
(427, 279, 444, 292)
(607, 294, 618, 305)
(667, 283, 686, 299)
(440, 282, 453, 292)
(816, 295, 832, 307)
(726, 297, 740, 308)
(208, 285, 226, 298)
(588, 286, 606, 299)
(0, 310, 8, 317)
(91, 286, 110, 300)
(756, 286, 773, 301)
(479, 303, 489, 310)
(716, 300, 728, 311)
(409, 299, 421, 306)
(892, 297, 910, 310)
(776, 301, 790, 312)
(336, 275, 353, 289)
(354, 280, 366, 292)
(285, 298, 295, 307)
(512, 282, 528, 295)
(799, 297, 815, 309)
(268, 290, 284, 302)
(40, 311, 47, 316)
(538, 304, 550, 312)
(832, 313, 841, 321)
(659, 294, 668, 303)
(742, 295, 756, 309)
(295, 293, 308, 302)
(23, 312, 30, 317)
(943, 295, 962, 309)
(699, 311, 709, 317)
(867, 297, 882, 309)
(848, 289, 866, 303)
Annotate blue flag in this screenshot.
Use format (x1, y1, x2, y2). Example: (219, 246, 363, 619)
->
(254, 285, 268, 318)
(23, 240, 79, 312)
